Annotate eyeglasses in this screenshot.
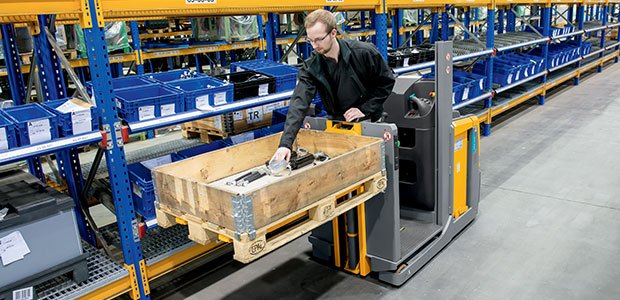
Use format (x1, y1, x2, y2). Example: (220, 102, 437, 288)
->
(307, 31, 331, 45)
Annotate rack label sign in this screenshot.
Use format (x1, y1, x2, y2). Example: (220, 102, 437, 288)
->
(71, 110, 92, 135)
(326, 0, 344, 2)
(28, 119, 52, 145)
(246, 107, 264, 124)
(138, 105, 155, 121)
(161, 104, 176, 117)
(185, 0, 216, 4)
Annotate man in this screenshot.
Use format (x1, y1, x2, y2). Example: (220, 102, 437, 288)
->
(272, 9, 395, 162)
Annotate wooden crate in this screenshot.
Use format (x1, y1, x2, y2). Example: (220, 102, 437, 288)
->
(157, 171, 385, 263)
(153, 129, 386, 262)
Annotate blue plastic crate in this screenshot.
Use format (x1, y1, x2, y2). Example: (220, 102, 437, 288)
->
(128, 154, 180, 220)
(41, 98, 100, 137)
(86, 76, 155, 96)
(145, 69, 206, 84)
(453, 76, 477, 99)
(114, 84, 184, 122)
(513, 53, 545, 74)
(176, 139, 231, 159)
(453, 70, 486, 97)
(230, 59, 282, 72)
(452, 83, 465, 105)
(2, 103, 59, 146)
(128, 162, 156, 220)
(0, 111, 17, 151)
(255, 65, 299, 92)
(167, 77, 234, 110)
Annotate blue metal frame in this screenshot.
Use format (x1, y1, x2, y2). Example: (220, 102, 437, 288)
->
(482, 8, 495, 137)
(598, 5, 608, 73)
(391, 9, 403, 48)
(375, 12, 389, 60)
(430, 11, 439, 43)
(507, 5, 516, 32)
(265, 13, 278, 61)
(575, 4, 585, 85)
(416, 10, 425, 45)
(539, 6, 551, 105)
(34, 15, 67, 100)
(82, 0, 149, 297)
(498, 8, 505, 34)
(1, 24, 27, 105)
(441, 7, 449, 41)
(129, 21, 145, 75)
(464, 8, 470, 39)
(256, 14, 266, 59)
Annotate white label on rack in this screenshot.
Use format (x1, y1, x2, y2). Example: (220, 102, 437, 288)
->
(463, 87, 470, 99)
(531, 66, 536, 74)
(452, 92, 456, 104)
(116, 99, 122, 109)
(161, 104, 176, 117)
(507, 74, 513, 84)
(28, 119, 52, 144)
(0, 231, 31, 266)
(138, 106, 155, 121)
(479, 80, 484, 90)
(515, 72, 520, 81)
(233, 111, 243, 121)
(258, 84, 269, 96)
(214, 92, 227, 106)
(403, 57, 410, 66)
(196, 95, 211, 110)
(246, 106, 264, 124)
(0, 128, 8, 151)
(524, 68, 529, 77)
(12, 287, 33, 300)
(71, 109, 92, 135)
(231, 132, 255, 145)
(263, 101, 284, 114)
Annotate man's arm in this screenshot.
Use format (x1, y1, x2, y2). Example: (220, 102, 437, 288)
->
(278, 66, 317, 150)
(358, 49, 395, 118)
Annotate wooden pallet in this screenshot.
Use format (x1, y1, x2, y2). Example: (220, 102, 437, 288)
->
(20, 49, 77, 65)
(156, 171, 386, 263)
(181, 128, 226, 143)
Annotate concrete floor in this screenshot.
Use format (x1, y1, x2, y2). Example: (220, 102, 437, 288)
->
(155, 63, 620, 300)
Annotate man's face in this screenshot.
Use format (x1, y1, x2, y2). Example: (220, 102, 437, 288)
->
(307, 22, 335, 55)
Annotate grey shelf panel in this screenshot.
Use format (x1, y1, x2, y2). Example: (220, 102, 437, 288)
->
(35, 243, 128, 300)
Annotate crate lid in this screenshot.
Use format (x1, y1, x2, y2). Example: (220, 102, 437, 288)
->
(0, 171, 74, 230)
(2, 103, 55, 123)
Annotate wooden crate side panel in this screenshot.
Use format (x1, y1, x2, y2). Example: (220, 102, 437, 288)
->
(248, 140, 383, 229)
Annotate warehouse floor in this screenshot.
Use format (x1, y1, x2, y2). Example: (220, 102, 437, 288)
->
(151, 63, 620, 300)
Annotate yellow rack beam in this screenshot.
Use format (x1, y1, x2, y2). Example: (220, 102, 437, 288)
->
(76, 276, 132, 300)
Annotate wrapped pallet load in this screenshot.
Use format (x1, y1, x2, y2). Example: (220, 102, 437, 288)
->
(75, 22, 130, 56)
(192, 16, 259, 42)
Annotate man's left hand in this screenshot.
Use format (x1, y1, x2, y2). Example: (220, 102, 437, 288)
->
(344, 107, 365, 122)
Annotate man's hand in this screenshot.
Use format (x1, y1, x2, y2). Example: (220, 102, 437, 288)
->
(272, 147, 292, 163)
(344, 107, 365, 122)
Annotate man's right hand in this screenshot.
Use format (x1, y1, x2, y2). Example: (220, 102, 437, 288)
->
(272, 147, 292, 163)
